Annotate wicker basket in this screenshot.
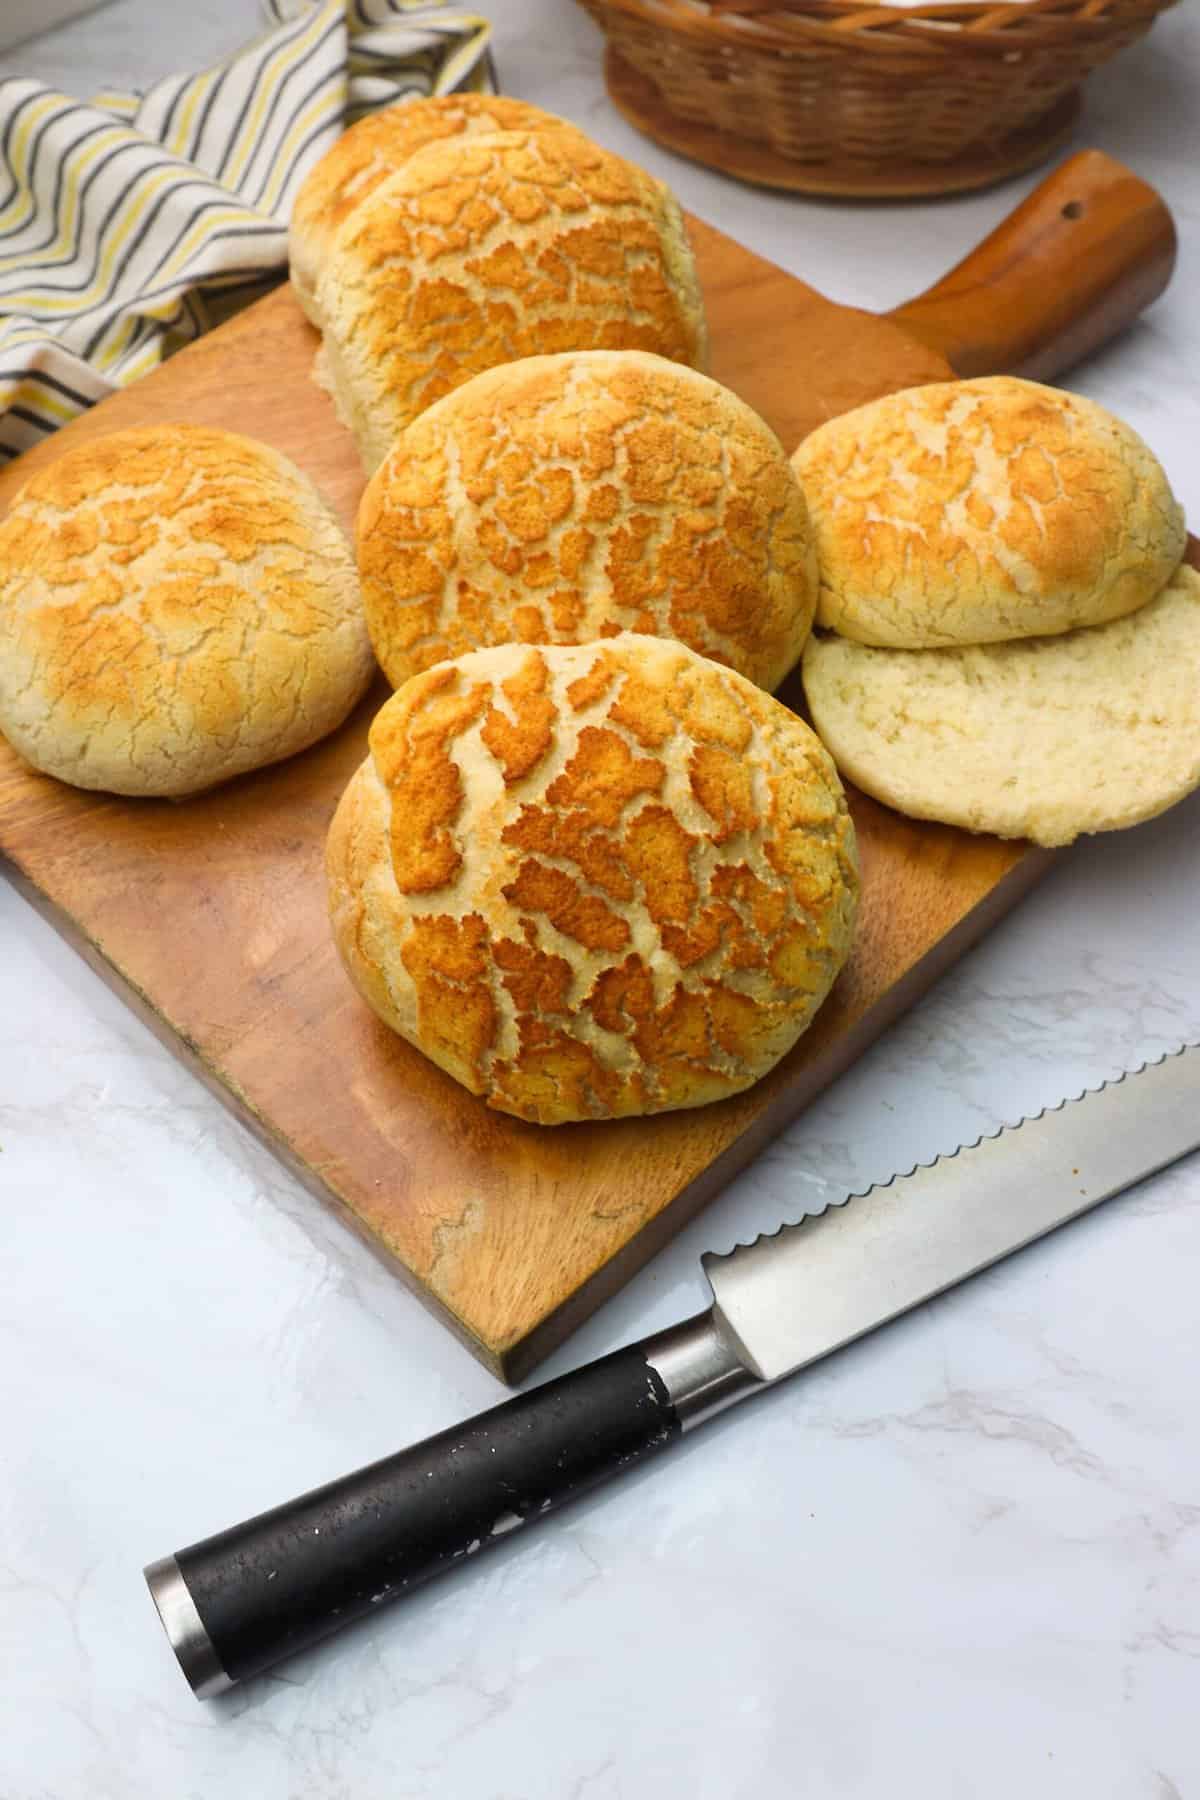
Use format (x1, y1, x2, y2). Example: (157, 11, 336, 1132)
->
(577, 0, 1176, 195)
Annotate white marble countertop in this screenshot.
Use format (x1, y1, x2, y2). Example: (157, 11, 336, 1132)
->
(2, 5, 1198, 1796)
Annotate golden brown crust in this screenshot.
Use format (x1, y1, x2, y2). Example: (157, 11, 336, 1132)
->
(357, 350, 815, 692)
(289, 94, 581, 320)
(793, 376, 1186, 648)
(0, 424, 375, 796)
(327, 635, 858, 1123)
(313, 130, 709, 470)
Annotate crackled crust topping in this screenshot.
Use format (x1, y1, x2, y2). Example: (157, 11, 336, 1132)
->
(326, 635, 858, 1124)
(793, 376, 1186, 648)
(357, 350, 816, 693)
(313, 129, 709, 470)
(802, 563, 1200, 848)
(288, 93, 576, 319)
(0, 425, 375, 796)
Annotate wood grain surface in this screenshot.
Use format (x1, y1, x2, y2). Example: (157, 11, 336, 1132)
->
(0, 223, 1060, 1381)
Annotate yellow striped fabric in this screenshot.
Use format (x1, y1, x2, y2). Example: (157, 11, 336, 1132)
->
(0, 0, 494, 457)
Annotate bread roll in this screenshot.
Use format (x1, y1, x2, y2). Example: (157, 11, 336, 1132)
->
(289, 93, 579, 322)
(327, 635, 858, 1123)
(312, 129, 708, 471)
(793, 376, 1185, 648)
(357, 350, 816, 693)
(0, 425, 375, 797)
(802, 563, 1200, 848)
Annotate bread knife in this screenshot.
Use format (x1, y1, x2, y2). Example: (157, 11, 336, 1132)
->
(146, 1042, 1198, 1697)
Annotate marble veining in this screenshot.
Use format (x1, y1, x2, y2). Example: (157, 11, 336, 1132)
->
(1, 3, 1198, 1796)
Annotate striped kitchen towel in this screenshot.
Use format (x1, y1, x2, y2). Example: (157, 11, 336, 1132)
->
(0, 0, 494, 459)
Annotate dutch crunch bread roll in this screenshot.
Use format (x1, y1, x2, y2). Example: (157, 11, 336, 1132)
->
(793, 376, 1185, 648)
(0, 425, 375, 797)
(802, 563, 1200, 849)
(357, 350, 817, 693)
(312, 129, 709, 471)
(289, 92, 579, 322)
(327, 636, 858, 1124)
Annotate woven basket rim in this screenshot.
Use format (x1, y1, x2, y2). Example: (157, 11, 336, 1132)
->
(591, 0, 1177, 52)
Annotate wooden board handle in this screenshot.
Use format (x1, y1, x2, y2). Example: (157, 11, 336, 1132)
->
(887, 151, 1176, 384)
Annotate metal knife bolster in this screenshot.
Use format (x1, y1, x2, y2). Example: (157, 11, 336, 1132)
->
(641, 1311, 765, 1431)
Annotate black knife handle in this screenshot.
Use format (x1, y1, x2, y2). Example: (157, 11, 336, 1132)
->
(146, 1344, 683, 1694)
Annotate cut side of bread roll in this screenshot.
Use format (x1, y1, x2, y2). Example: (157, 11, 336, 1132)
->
(327, 635, 858, 1123)
(311, 128, 709, 472)
(0, 425, 375, 797)
(289, 93, 581, 323)
(802, 562, 1200, 848)
(793, 376, 1185, 649)
(357, 350, 817, 693)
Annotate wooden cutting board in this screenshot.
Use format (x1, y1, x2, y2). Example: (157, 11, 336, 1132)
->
(0, 176, 1173, 1379)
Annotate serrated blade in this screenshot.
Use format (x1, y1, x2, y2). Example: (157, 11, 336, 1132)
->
(704, 1045, 1200, 1383)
